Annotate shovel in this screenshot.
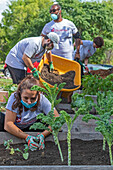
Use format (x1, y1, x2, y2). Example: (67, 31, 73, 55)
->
(75, 58, 92, 75)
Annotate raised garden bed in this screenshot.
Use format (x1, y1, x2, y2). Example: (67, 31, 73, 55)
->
(0, 138, 111, 166)
(0, 67, 113, 169)
(84, 67, 113, 79)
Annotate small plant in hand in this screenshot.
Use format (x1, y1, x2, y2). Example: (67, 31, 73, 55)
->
(4, 139, 29, 160)
(72, 90, 113, 165)
(30, 82, 66, 162)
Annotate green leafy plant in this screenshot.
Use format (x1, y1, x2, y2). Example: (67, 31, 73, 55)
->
(0, 84, 17, 112)
(60, 109, 80, 166)
(72, 90, 113, 165)
(30, 82, 66, 162)
(82, 74, 113, 95)
(60, 93, 94, 166)
(4, 139, 29, 160)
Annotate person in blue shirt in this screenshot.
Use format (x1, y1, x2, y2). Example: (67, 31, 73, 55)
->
(67, 36, 104, 104)
(3, 75, 59, 151)
(73, 36, 104, 75)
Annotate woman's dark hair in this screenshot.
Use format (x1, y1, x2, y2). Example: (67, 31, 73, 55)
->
(12, 75, 40, 114)
(93, 37, 104, 47)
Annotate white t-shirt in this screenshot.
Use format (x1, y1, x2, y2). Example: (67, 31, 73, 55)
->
(73, 40, 96, 61)
(42, 18, 78, 60)
(6, 93, 52, 129)
(5, 36, 45, 70)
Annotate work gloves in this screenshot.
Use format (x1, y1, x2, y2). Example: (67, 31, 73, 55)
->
(36, 133, 45, 150)
(49, 61, 54, 72)
(32, 68, 41, 79)
(25, 133, 45, 151)
(25, 135, 39, 151)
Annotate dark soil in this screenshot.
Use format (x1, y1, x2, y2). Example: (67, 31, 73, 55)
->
(41, 64, 78, 89)
(85, 67, 113, 79)
(0, 139, 111, 165)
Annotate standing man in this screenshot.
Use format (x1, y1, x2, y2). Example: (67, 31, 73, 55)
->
(5, 32, 59, 84)
(41, 4, 81, 60)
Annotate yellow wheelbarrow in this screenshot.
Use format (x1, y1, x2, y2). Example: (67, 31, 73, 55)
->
(38, 54, 81, 98)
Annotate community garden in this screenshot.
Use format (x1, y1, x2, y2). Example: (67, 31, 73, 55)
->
(0, 0, 113, 169)
(0, 65, 113, 169)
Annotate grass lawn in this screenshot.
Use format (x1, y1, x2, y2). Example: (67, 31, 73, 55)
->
(0, 78, 13, 87)
(0, 64, 4, 70)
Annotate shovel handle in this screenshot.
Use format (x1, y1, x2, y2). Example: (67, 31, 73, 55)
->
(75, 58, 92, 75)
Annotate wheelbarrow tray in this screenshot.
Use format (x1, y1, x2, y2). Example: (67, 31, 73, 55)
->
(38, 54, 81, 92)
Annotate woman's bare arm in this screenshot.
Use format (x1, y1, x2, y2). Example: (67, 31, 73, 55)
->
(4, 109, 28, 139)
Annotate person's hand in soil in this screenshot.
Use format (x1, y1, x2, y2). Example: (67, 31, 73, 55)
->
(32, 68, 41, 79)
(36, 133, 45, 150)
(49, 61, 54, 72)
(25, 135, 39, 151)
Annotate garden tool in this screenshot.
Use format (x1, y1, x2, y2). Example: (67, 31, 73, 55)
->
(75, 58, 92, 75)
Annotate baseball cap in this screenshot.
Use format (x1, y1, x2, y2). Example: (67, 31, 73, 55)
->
(47, 32, 59, 49)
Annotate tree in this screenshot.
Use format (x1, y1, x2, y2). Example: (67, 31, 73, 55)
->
(57, 0, 113, 64)
(0, 0, 113, 64)
(0, 0, 52, 61)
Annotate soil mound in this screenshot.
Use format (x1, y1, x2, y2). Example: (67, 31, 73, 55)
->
(41, 64, 78, 89)
(85, 67, 113, 78)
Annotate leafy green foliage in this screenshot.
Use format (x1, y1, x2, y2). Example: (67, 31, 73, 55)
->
(72, 90, 113, 165)
(60, 94, 88, 166)
(71, 93, 94, 114)
(31, 82, 66, 162)
(0, 84, 17, 112)
(82, 74, 113, 95)
(57, 0, 113, 64)
(0, 0, 112, 64)
(31, 82, 66, 109)
(4, 139, 29, 160)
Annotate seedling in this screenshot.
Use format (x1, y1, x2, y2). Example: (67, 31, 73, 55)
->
(4, 139, 29, 160)
(30, 82, 66, 162)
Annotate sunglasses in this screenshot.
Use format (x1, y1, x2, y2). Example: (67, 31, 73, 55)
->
(49, 8, 59, 13)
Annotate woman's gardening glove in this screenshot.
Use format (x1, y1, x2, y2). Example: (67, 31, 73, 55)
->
(25, 135, 39, 151)
(36, 133, 45, 150)
(49, 61, 54, 72)
(32, 68, 41, 79)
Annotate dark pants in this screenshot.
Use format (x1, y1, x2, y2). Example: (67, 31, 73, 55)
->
(0, 112, 5, 131)
(7, 65, 27, 84)
(74, 58, 84, 90)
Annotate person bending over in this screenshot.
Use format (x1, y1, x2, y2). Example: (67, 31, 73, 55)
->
(4, 75, 59, 151)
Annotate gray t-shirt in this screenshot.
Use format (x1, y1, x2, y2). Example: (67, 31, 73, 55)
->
(74, 40, 96, 61)
(5, 36, 45, 70)
(6, 93, 52, 129)
(42, 18, 78, 60)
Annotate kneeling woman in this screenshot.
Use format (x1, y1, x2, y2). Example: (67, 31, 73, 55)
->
(4, 75, 59, 151)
